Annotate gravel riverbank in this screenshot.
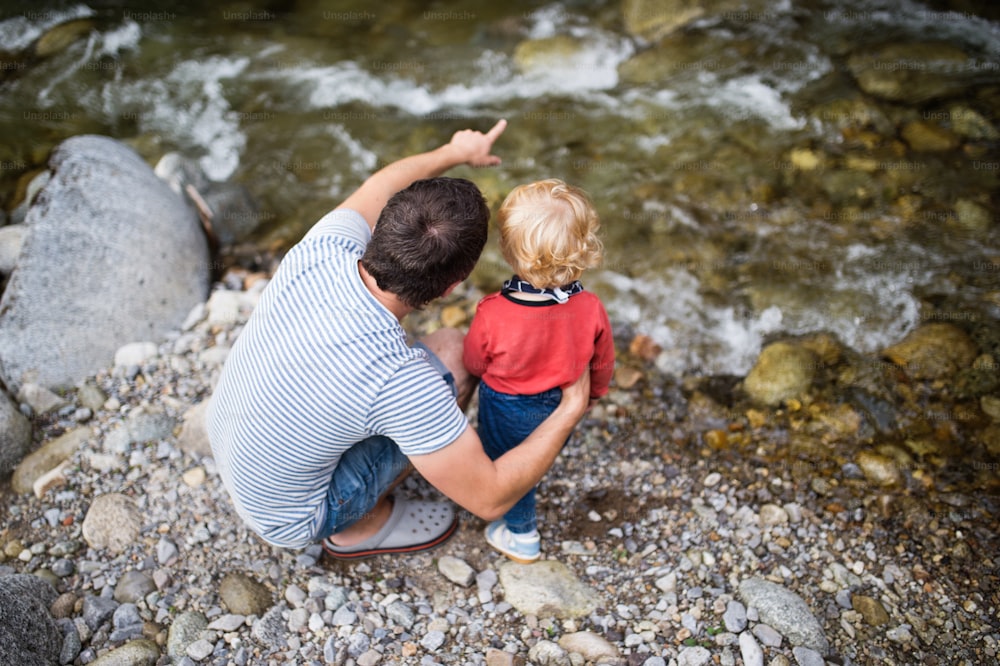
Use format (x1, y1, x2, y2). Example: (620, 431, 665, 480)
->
(1, 269, 998, 666)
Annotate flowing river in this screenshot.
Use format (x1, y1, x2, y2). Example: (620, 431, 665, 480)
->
(2, 0, 998, 376)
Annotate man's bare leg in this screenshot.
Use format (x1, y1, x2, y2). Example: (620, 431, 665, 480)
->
(326, 466, 413, 547)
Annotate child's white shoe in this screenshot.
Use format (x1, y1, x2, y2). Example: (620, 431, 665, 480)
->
(485, 520, 540, 563)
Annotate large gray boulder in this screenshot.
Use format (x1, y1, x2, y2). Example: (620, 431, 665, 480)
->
(0, 573, 62, 666)
(0, 135, 210, 392)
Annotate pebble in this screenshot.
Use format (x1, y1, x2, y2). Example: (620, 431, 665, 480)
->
(677, 645, 712, 666)
(559, 631, 618, 661)
(724, 600, 748, 632)
(739, 631, 764, 666)
(791, 646, 825, 666)
(752, 623, 783, 648)
(437, 555, 476, 587)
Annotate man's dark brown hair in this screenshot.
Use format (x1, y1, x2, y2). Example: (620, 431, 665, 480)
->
(361, 177, 489, 308)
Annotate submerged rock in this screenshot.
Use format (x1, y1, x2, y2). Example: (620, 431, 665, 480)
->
(743, 342, 818, 406)
(882, 323, 978, 380)
(513, 35, 587, 72)
(846, 41, 978, 103)
(901, 120, 960, 152)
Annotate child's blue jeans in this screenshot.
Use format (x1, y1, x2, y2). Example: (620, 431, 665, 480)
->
(476, 381, 568, 534)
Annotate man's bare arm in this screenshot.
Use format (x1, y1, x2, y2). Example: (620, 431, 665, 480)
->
(409, 369, 590, 521)
(335, 119, 507, 230)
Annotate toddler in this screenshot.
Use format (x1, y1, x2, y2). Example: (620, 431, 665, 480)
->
(463, 178, 615, 562)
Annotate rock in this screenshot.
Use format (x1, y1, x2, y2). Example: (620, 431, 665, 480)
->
(751, 623, 782, 647)
(206, 289, 244, 326)
(125, 405, 175, 444)
(723, 600, 748, 633)
(954, 199, 993, 233)
(87, 639, 160, 666)
(113, 342, 158, 369)
(11, 427, 90, 494)
(420, 630, 446, 651)
(676, 645, 712, 666)
(945, 105, 1000, 140)
(614, 366, 644, 389)
(437, 556, 475, 587)
(384, 600, 415, 629)
(82, 595, 118, 630)
(32, 460, 67, 498)
(759, 504, 789, 526)
(743, 342, 818, 406)
(219, 572, 273, 617)
(251, 603, 288, 649)
(527, 639, 569, 666)
(16, 382, 67, 414)
(882, 323, 978, 380)
(852, 594, 891, 626)
(738, 631, 764, 666)
(166, 611, 207, 660)
(114, 571, 156, 604)
(0, 224, 26, 274)
(33, 18, 95, 58)
(0, 389, 32, 477)
(901, 120, 960, 152)
(0, 574, 62, 666)
(154, 151, 264, 245)
(81, 493, 144, 554)
(440, 305, 466, 328)
(513, 35, 587, 72)
(622, 0, 702, 41)
(846, 42, 978, 103)
(558, 631, 619, 661)
(629, 334, 662, 361)
(0, 135, 210, 393)
(791, 646, 826, 666)
(485, 647, 521, 666)
(498, 560, 600, 619)
(738, 577, 829, 653)
(76, 382, 107, 412)
(856, 450, 902, 487)
(982, 395, 1000, 422)
(177, 400, 212, 458)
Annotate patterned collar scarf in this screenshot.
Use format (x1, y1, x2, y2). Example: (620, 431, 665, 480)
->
(501, 275, 584, 304)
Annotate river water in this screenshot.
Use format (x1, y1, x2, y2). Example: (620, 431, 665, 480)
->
(2, 0, 998, 376)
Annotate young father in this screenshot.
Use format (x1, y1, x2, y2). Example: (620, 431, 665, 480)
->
(207, 120, 591, 559)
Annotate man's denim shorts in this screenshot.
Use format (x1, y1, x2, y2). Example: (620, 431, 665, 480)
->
(321, 341, 457, 537)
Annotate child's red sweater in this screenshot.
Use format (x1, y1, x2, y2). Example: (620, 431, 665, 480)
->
(463, 290, 615, 400)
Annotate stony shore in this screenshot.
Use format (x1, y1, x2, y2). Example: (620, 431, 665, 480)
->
(1, 267, 998, 666)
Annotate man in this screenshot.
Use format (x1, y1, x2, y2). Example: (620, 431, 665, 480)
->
(207, 120, 591, 559)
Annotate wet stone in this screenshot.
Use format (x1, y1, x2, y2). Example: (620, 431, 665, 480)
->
(852, 594, 891, 626)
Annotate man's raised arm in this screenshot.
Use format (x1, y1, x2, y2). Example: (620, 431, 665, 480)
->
(335, 119, 508, 230)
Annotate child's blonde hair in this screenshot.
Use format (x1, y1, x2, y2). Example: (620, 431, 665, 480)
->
(497, 179, 603, 289)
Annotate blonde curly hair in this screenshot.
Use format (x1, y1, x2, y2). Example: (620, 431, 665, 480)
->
(497, 179, 603, 289)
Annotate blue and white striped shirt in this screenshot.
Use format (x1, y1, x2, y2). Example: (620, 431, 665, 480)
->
(207, 209, 467, 548)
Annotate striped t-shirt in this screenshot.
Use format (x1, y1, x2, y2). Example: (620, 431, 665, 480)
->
(206, 209, 468, 548)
